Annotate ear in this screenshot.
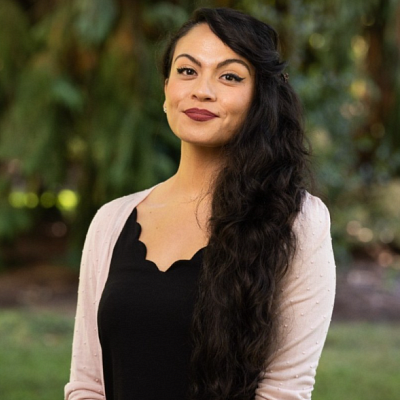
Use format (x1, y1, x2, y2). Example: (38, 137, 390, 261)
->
(163, 79, 169, 108)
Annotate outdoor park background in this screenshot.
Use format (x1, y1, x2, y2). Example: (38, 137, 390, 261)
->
(0, 0, 399, 399)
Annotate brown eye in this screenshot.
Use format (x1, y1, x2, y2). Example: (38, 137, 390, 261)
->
(222, 73, 244, 82)
(177, 67, 196, 76)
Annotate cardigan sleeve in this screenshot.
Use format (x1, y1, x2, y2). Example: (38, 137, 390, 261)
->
(64, 209, 106, 400)
(256, 194, 336, 400)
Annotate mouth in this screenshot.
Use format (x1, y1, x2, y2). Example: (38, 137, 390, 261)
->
(184, 108, 218, 122)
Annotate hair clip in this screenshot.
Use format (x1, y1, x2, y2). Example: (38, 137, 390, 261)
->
(280, 72, 289, 83)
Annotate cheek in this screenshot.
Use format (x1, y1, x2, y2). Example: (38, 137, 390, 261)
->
(241, 92, 254, 118)
(165, 81, 189, 107)
(231, 95, 253, 119)
(227, 86, 253, 113)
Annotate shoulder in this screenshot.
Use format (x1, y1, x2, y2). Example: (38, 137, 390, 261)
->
(92, 186, 155, 226)
(300, 192, 330, 225)
(84, 186, 157, 244)
(80, 186, 157, 272)
(290, 192, 334, 274)
(294, 192, 331, 243)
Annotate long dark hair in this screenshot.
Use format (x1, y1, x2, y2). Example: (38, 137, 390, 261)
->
(162, 8, 310, 400)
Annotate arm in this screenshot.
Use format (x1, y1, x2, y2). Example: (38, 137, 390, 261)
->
(64, 211, 105, 400)
(256, 194, 336, 400)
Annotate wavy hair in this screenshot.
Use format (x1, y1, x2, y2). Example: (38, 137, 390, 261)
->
(162, 8, 310, 400)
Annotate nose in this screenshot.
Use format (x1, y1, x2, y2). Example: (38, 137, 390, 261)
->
(191, 75, 216, 101)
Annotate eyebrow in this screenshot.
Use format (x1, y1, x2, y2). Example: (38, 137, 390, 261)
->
(173, 53, 251, 74)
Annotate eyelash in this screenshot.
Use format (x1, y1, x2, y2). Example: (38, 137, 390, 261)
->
(176, 67, 244, 82)
(177, 67, 196, 76)
(223, 73, 244, 82)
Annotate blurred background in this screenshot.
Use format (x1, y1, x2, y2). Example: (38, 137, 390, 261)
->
(0, 0, 399, 399)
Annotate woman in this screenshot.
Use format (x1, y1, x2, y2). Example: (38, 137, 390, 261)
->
(65, 7, 335, 400)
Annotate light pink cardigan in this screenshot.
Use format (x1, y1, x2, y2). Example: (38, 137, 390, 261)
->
(65, 187, 335, 400)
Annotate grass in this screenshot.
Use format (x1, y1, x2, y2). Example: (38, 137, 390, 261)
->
(313, 322, 400, 400)
(0, 309, 74, 400)
(0, 310, 399, 400)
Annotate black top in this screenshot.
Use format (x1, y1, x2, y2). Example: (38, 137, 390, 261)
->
(98, 208, 203, 400)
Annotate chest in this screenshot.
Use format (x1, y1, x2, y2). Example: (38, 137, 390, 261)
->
(136, 202, 208, 271)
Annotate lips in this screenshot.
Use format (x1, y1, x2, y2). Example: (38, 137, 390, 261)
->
(184, 108, 218, 122)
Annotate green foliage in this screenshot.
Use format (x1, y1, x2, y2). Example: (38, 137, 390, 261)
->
(0, 0, 399, 266)
(74, 0, 118, 45)
(0, 0, 32, 98)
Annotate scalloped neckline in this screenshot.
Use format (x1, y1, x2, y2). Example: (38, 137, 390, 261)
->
(133, 209, 205, 273)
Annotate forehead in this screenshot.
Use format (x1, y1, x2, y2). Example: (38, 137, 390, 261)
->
(172, 23, 250, 66)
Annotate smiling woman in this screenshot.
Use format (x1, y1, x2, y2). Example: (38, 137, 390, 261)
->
(164, 23, 254, 148)
(65, 7, 335, 400)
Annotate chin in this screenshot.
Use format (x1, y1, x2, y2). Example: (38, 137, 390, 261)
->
(175, 130, 231, 148)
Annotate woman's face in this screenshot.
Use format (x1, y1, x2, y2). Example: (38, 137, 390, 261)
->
(164, 23, 255, 148)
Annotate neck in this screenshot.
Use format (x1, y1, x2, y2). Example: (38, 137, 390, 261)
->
(170, 142, 223, 201)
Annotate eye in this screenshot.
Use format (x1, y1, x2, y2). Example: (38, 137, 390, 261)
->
(177, 67, 196, 76)
(221, 73, 244, 82)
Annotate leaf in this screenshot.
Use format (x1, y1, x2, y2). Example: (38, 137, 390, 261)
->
(52, 78, 84, 112)
(74, 0, 118, 46)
